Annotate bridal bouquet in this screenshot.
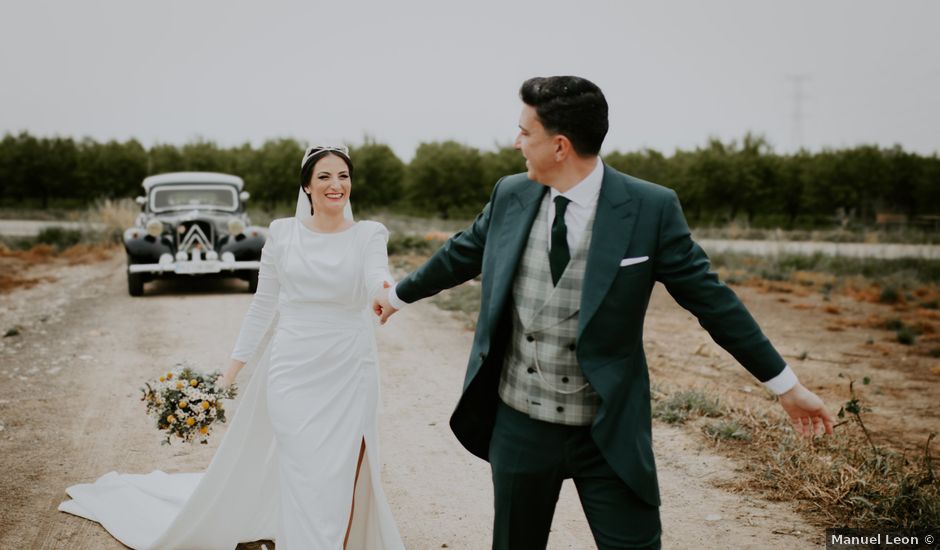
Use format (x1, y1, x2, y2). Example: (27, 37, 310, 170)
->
(140, 363, 238, 445)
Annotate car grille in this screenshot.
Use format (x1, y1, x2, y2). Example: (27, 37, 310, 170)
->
(176, 221, 215, 252)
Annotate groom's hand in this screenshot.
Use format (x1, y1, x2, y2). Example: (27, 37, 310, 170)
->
(372, 283, 399, 325)
(778, 382, 835, 437)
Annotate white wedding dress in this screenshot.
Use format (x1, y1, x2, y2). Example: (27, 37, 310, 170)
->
(59, 211, 405, 549)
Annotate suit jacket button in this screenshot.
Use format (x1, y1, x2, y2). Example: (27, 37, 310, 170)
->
(526, 335, 535, 342)
(556, 406, 564, 413)
(562, 376, 569, 383)
(527, 367, 535, 374)
(479, 352, 486, 360)
(568, 343, 576, 351)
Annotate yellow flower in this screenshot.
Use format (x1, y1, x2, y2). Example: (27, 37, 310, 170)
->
(176, 381, 183, 390)
(199, 426, 209, 434)
(166, 372, 173, 379)
(159, 376, 165, 382)
(190, 379, 199, 387)
(166, 415, 176, 423)
(186, 417, 196, 426)
(178, 401, 188, 409)
(200, 401, 210, 410)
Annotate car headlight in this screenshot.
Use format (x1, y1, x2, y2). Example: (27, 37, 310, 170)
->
(227, 219, 245, 235)
(146, 219, 164, 237)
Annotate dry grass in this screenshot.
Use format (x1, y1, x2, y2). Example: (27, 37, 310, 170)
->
(0, 199, 132, 294)
(87, 198, 138, 243)
(652, 384, 940, 530)
(0, 243, 55, 260)
(0, 242, 116, 294)
(0, 272, 57, 293)
(60, 243, 116, 264)
(716, 411, 939, 529)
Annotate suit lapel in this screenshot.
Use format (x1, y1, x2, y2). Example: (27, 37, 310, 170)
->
(578, 165, 639, 335)
(487, 180, 546, 326)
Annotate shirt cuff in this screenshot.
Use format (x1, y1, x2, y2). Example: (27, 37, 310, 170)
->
(762, 365, 799, 395)
(388, 284, 407, 310)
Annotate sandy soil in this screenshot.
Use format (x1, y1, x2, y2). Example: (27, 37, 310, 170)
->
(1, 249, 935, 549)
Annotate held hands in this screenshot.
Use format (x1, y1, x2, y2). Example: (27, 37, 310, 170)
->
(372, 282, 399, 325)
(778, 382, 835, 437)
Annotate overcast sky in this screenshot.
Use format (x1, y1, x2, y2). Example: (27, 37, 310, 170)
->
(1, 0, 938, 161)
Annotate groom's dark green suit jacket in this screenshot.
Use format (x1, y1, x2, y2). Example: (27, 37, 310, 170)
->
(396, 164, 787, 507)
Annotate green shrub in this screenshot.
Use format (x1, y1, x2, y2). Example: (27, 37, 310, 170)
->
(35, 227, 84, 250)
(652, 389, 723, 424)
(880, 287, 901, 304)
(386, 234, 436, 256)
(897, 328, 916, 345)
(703, 420, 751, 441)
(884, 318, 906, 331)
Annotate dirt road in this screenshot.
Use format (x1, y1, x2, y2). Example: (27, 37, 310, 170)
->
(1, 250, 867, 549)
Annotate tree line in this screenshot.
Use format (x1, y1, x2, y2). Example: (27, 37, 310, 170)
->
(1, 131, 937, 227)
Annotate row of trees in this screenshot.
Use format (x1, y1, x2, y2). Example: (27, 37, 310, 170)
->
(1, 131, 938, 226)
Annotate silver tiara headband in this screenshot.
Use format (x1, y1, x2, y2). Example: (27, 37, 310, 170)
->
(300, 145, 350, 169)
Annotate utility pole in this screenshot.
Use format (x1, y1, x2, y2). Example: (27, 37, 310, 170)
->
(786, 74, 810, 151)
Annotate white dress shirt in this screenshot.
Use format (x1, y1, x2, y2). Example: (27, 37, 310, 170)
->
(547, 157, 604, 252)
(387, 159, 799, 395)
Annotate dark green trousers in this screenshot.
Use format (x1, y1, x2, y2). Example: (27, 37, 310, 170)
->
(489, 399, 661, 550)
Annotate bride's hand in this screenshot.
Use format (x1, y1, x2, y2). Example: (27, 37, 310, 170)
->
(219, 370, 236, 389)
(372, 282, 399, 325)
(219, 360, 244, 390)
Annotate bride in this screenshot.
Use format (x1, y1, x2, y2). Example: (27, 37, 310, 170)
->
(59, 145, 406, 549)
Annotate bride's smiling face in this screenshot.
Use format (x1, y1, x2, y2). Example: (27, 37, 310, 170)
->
(304, 154, 351, 215)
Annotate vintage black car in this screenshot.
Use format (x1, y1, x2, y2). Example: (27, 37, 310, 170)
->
(123, 172, 267, 296)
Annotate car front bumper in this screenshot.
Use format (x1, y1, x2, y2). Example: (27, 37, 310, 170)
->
(129, 251, 260, 275)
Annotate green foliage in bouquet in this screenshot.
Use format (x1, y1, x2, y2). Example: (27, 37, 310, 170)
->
(140, 363, 238, 445)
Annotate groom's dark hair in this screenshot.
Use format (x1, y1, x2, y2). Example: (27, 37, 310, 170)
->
(520, 76, 608, 156)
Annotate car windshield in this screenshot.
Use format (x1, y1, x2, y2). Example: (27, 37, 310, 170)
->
(151, 185, 238, 212)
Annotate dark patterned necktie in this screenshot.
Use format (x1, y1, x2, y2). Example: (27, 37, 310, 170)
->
(549, 196, 571, 286)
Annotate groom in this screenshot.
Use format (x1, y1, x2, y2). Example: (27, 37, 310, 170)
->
(373, 76, 834, 549)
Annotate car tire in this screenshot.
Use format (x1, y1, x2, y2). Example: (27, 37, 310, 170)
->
(246, 270, 259, 294)
(127, 260, 145, 297)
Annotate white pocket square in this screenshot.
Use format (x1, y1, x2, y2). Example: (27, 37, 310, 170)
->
(619, 256, 649, 267)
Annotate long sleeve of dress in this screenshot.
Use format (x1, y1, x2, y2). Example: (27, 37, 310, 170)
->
(362, 223, 393, 302)
(230, 221, 281, 362)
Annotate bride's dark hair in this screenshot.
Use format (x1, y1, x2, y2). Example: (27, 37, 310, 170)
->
(299, 148, 354, 214)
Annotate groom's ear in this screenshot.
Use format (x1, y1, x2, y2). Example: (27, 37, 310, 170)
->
(553, 134, 573, 162)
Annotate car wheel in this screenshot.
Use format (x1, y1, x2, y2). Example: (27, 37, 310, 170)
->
(246, 270, 259, 294)
(127, 260, 145, 297)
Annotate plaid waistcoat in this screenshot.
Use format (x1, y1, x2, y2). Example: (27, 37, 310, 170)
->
(497, 192, 600, 426)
